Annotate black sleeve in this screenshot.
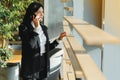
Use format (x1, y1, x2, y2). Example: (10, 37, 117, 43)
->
(19, 24, 39, 49)
(49, 40, 59, 51)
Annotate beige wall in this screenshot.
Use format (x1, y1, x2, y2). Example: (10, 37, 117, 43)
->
(104, 0, 120, 80)
(84, 0, 102, 27)
(105, 0, 120, 37)
(73, 0, 102, 28)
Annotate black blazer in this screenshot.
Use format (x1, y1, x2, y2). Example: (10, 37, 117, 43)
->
(19, 23, 58, 78)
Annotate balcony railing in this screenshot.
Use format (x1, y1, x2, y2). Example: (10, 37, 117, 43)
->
(60, 16, 120, 80)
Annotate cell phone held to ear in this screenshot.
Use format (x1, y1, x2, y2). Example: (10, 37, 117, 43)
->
(34, 14, 36, 17)
(34, 14, 40, 20)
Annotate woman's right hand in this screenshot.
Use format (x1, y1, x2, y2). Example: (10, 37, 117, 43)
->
(32, 15, 40, 28)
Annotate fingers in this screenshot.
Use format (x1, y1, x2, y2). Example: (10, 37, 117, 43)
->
(32, 15, 38, 21)
(32, 15, 39, 28)
(32, 14, 35, 20)
(58, 32, 66, 40)
(61, 32, 66, 37)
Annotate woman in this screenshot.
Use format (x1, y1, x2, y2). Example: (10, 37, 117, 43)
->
(19, 2, 66, 80)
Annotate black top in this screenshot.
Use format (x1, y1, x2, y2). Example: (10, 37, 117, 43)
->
(19, 23, 59, 79)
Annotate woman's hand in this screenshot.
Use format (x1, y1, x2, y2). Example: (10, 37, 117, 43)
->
(58, 32, 66, 40)
(32, 15, 40, 28)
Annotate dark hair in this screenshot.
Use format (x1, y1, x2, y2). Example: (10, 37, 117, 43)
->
(22, 2, 43, 27)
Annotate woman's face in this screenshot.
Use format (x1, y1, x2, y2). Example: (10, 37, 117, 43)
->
(34, 7, 44, 22)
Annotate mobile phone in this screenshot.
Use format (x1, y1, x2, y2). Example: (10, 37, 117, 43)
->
(36, 15, 40, 19)
(33, 14, 36, 17)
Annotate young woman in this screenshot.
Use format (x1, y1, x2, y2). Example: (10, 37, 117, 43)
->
(19, 2, 66, 80)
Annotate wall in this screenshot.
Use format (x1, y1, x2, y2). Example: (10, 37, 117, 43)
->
(63, 1, 73, 16)
(73, 0, 102, 27)
(104, 0, 120, 37)
(103, 0, 120, 80)
(73, 0, 120, 79)
(73, 0, 84, 19)
(44, 0, 64, 39)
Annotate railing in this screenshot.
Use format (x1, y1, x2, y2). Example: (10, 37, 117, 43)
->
(64, 16, 120, 45)
(59, 16, 120, 80)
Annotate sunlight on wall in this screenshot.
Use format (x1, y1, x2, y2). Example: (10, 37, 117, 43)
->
(105, 0, 120, 38)
(104, 0, 120, 80)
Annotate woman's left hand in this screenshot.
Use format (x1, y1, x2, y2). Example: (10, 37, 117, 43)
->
(58, 32, 66, 40)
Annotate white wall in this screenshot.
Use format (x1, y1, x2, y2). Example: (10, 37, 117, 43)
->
(44, 0, 64, 39)
(44, 0, 49, 26)
(73, 0, 84, 19)
(64, 1, 73, 16)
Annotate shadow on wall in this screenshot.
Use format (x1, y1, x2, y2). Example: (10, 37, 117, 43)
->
(83, 0, 102, 27)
